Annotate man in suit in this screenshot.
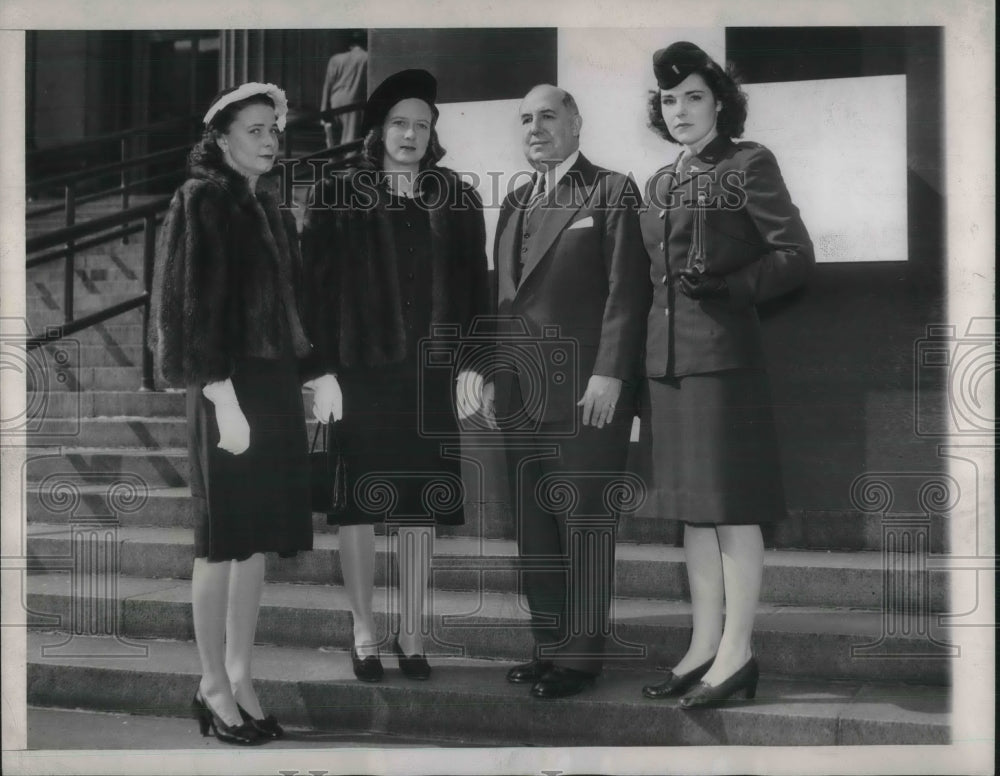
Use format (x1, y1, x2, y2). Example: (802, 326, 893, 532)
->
(320, 31, 368, 148)
(483, 84, 651, 699)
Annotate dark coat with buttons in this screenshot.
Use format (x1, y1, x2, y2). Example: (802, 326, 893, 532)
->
(493, 152, 652, 424)
(641, 135, 814, 378)
(301, 166, 490, 376)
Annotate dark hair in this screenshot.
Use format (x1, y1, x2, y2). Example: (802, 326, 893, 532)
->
(188, 92, 277, 171)
(647, 59, 748, 144)
(359, 124, 447, 171)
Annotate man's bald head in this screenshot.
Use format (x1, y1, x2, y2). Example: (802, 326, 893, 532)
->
(519, 84, 583, 169)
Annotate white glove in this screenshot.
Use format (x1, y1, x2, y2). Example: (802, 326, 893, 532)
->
(455, 370, 484, 421)
(306, 373, 343, 423)
(202, 379, 250, 455)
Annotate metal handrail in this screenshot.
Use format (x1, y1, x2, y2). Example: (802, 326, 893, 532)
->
(27, 197, 172, 255)
(317, 101, 366, 123)
(28, 170, 184, 220)
(28, 144, 192, 194)
(26, 197, 170, 391)
(27, 114, 201, 163)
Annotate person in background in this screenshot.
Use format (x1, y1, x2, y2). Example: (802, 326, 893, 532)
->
(638, 42, 813, 709)
(150, 82, 313, 744)
(302, 69, 490, 684)
(320, 30, 368, 148)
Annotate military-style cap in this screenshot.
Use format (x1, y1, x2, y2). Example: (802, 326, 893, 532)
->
(362, 69, 439, 133)
(652, 41, 713, 89)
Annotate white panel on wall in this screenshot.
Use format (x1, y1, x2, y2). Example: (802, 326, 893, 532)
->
(435, 32, 909, 267)
(437, 99, 527, 269)
(743, 75, 908, 263)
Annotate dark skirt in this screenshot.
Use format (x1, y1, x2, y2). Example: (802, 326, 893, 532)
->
(188, 356, 313, 561)
(327, 361, 465, 527)
(646, 369, 786, 525)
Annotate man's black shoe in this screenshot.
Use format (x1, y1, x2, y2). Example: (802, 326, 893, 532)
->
(530, 667, 596, 699)
(506, 659, 553, 684)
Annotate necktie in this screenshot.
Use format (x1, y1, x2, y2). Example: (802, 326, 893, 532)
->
(527, 173, 547, 212)
(516, 175, 547, 287)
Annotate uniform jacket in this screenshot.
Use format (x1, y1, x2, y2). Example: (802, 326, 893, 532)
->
(493, 153, 652, 423)
(150, 154, 311, 388)
(300, 166, 491, 375)
(641, 135, 814, 378)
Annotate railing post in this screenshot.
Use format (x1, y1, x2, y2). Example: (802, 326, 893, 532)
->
(140, 214, 156, 391)
(121, 137, 131, 244)
(64, 183, 76, 325)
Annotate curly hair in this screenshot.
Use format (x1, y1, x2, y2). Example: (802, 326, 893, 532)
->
(359, 124, 447, 171)
(188, 93, 277, 173)
(647, 59, 748, 144)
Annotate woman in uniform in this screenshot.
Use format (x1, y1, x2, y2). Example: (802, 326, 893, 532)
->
(638, 42, 814, 708)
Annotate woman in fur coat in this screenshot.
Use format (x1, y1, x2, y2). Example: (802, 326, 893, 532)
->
(301, 69, 490, 682)
(150, 83, 313, 744)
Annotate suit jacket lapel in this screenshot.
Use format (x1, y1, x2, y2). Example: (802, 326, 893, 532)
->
(496, 182, 532, 298)
(518, 154, 598, 288)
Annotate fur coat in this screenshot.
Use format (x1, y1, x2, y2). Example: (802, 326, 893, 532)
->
(150, 154, 312, 387)
(300, 166, 491, 375)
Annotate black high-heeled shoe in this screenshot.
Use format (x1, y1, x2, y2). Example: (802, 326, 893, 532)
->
(191, 690, 263, 745)
(351, 646, 384, 682)
(237, 703, 284, 739)
(392, 636, 431, 680)
(642, 656, 714, 699)
(679, 657, 759, 710)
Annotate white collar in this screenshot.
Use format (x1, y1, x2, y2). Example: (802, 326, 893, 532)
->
(533, 149, 580, 196)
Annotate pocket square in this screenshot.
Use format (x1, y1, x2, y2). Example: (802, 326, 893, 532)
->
(568, 216, 594, 230)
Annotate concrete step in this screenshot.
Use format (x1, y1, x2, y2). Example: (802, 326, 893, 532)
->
(28, 365, 144, 392)
(24, 480, 946, 554)
(29, 309, 142, 345)
(25, 706, 460, 749)
(26, 447, 189, 488)
(26, 241, 147, 282)
(38, 343, 146, 369)
(27, 264, 146, 286)
(31, 417, 190, 448)
(25, 572, 955, 685)
(26, 523, 947, 611)
(27, 390, 186, 419)
(25, 632, 950, 745)
(26, 291, 146, 320)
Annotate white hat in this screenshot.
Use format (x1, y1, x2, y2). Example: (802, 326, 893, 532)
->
(203, 82, 289, 131)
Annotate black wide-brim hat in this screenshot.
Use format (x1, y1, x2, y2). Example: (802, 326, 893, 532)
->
(362, 69, 439, 133)
(653, 41, 713, 89)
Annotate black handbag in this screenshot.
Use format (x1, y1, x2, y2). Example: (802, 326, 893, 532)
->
(309, 418, 348, 515)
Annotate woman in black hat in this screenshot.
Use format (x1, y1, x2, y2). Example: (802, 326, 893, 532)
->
(151, 82, 313, 743)
(301, 69, 490, 682)
(637, 42, 814, 708)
